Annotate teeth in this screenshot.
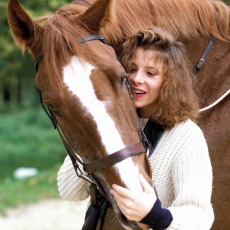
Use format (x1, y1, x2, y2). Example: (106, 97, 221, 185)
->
(134, 90, 144, 94)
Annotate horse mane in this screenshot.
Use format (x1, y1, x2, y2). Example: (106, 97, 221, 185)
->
(101, 0, 230, 50)
(147, 0, 230, 41)
(35, 0, 230, 90)
(35, 2, 91, 91)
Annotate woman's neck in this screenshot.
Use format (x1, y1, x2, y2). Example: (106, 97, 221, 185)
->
(137, 108, 154, 119)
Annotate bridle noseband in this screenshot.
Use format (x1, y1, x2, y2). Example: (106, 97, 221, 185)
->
(35, 34, 146, 198)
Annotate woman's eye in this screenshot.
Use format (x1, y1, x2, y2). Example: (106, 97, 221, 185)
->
(147, 72, 156, 76)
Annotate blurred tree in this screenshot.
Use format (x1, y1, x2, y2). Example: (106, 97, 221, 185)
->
(0, 0, 72, 109)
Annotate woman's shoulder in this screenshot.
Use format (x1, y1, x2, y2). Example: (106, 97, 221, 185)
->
(150, 120, 209, 170)
(154, 120, 208, 163)
(168, 119, 204, 138)
(161, 119, 207, 149)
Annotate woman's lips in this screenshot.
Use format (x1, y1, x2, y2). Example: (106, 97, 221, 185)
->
(132, 89, 146, 99)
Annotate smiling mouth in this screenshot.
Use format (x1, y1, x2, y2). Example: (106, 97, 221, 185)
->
(133, 89, 146, 97)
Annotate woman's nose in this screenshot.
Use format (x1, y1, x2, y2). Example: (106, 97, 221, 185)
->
(130, 71, 144, 83)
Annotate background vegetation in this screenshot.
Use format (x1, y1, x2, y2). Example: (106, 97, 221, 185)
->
(1, 0, 230, 215)
(0, 0, 72, 110)
(0, 0, 72, 215)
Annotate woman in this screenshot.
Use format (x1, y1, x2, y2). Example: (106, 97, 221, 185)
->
(57, 27, 214, 229)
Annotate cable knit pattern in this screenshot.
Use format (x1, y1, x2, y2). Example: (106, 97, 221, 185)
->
(57, 156, 90, 201)
(148, 119, 214, 229)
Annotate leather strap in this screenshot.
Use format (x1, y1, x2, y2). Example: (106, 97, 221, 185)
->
(193, 36, 215, 74)
(77, 35, 106, 44)
(85, 142, 145, 174)
(35, 53, 44, 72)
(89, 183, 98, 206)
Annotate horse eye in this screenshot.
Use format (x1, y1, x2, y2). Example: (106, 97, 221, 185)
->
(121, 76, 133, 98)
(47, 104, 55, 110)
(122, 76, 131, 87)
(120, 76, 127, 87)
(47, 104, 61, 116)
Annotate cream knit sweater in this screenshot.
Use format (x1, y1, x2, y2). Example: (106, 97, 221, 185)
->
(57, 119, 214, 229)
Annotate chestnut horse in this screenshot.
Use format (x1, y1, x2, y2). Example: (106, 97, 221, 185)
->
(7, 0, 152, 229)
(8, 0, 230, 229)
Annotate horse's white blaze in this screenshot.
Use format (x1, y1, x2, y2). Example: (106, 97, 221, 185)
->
(63, 56, 142, 192)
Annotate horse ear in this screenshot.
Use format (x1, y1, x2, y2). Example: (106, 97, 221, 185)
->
(8, 0, 42, 52)
(78, 0, 116, 32)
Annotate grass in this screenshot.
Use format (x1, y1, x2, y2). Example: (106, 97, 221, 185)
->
(0, 106, 66, 180)
(0, 106, 67, 215)
(0, 165, 61, 216)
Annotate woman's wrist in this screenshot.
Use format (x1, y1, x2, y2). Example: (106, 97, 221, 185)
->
(140, 198, 173, 230)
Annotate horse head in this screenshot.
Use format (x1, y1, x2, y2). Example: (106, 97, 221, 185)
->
(7, 0, 152, 229)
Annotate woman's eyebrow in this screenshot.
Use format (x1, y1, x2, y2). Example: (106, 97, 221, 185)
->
(147, 66, 159, 72)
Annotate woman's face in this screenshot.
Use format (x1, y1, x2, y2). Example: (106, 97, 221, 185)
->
(127, 47, 165, 118)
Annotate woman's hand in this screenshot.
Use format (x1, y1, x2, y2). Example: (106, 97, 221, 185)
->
(110, 173, 157, 222)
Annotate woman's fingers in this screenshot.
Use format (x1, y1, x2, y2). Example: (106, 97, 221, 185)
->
(110, 187, 129, 205)
(111, 184, 132, 197)
(139, 173, 151, 190)
(139, 174, 156, 198)
(110, 174, 158, 221)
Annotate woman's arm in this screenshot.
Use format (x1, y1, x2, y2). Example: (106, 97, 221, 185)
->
(57, 155, 90, 201)
(110, 123, 214, 230)
(166, 141, 214, 229)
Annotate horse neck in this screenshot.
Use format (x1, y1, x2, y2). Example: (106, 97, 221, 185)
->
(184, 36, 230, 109)
(102, 0, 230, 55)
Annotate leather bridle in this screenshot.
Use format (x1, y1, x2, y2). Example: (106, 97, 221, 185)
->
(192, 36, 230, 112)
(193, 36, 215, 74)
(35, 34, 147, 198)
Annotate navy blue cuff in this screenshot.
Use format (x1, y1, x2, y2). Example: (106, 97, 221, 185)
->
(140, 198, 173, 230)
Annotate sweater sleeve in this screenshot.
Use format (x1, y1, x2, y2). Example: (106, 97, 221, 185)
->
(140, 198, 173, 229)
(57, 155, 90, 201)
(166, 130, 214, 229)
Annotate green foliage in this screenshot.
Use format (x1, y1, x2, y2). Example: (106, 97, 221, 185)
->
(0, 0, 72, 107)
(0, 107, 66, 181)
(0, 0, 74, 214)
(0, 106, 67, 214)
(19, 0, 73, 14)
(0, 165, 60, 216)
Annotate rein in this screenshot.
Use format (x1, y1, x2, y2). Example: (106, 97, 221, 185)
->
(199, 89, 230, 112)
(35, 34, 146, 198)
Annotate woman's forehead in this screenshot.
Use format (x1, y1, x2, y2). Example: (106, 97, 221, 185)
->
(132, 48, 163, 69)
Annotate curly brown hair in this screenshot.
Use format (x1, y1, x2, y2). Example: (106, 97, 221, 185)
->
(119, 26, 200, 128)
